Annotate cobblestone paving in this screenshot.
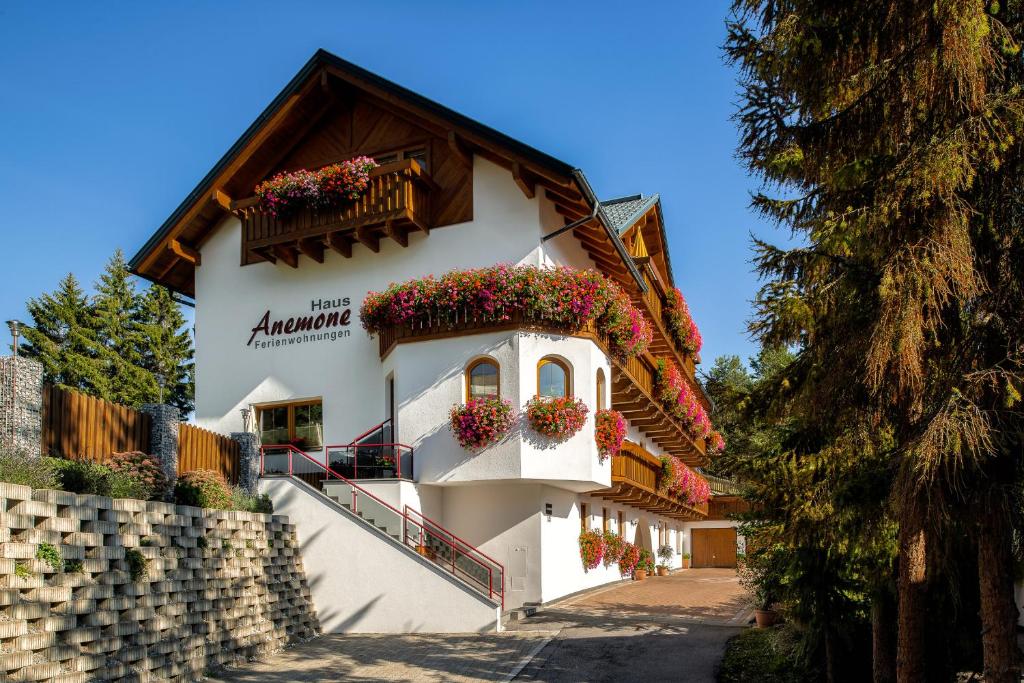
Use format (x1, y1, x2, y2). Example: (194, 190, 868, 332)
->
(213, 569, 749, 683)
(210, 632, 554, 682)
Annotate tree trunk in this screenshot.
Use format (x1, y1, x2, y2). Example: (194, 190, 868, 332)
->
(872, 590, 897, 683)
(896, 494, 928, 683)
(977, 510, 1020, 683)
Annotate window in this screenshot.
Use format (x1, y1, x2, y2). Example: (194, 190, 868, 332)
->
(466, 358, 500, 401)
(617, 511, 624, 537)
(375, 146, 429, 171)
(596, 368, 606, 410)
(580, 503, 588, 532)
(602, 508, 609, 533)
(258, 400, 323, 450)
(538, 357, 570, 398)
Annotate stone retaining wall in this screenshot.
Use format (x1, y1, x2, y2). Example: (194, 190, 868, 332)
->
(0, 482, 320, 682)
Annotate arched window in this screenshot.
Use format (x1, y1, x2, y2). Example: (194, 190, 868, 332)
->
(596, 368, 607, 411)
(537, 357, 571, 398)
(466, 358, 500, 401)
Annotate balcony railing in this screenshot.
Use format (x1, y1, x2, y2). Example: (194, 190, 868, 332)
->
(593, 441, 708, 520)
(235, 159, 436, 266)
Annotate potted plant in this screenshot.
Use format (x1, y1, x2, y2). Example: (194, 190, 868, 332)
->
(656, 544, 673, 575)
(739, 545, 784, 628)
(635, 549, 654, 580)
(415, 543, 437, 561)
(681, 552, 691, 569)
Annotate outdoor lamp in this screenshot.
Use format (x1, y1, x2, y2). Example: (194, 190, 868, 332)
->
(5, 320, 20, 358)
(240, 407, 252, 433)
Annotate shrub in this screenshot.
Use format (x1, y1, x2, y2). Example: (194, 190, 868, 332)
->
(594, 409, 627, 461)
(14, 561, 31, 581)
(525, 396, 588, 440)
(618, 542, 641, 576)
(108, 451, 169, 501)
(578, 530, 605, 571)
(602, 531, 625, 568)
(231, 487, 274, 514)
(657, 544, 674, 565)
(64, 560, 83, 573)
(125, 549, 148, 582)
(36, 543, 62, 571)
(48, 458, 111, 495)
(174, 469, 232, 509)
(718, 625, 814, 683)
(0, 449, 56, 489)
(449, 397, 515, 450)
(638, 548, 655, 574)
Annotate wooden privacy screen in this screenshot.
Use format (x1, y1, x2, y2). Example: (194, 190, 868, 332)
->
(42, 385, 241, 484)
(42, 385, 151, 462)
(178, 423, 240, 484)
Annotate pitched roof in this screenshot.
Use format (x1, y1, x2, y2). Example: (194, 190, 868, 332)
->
(600, 194, 660, 235)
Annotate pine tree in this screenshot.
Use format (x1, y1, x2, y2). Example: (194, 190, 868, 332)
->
(136, 284, 194, 414)
(20, 274, 106, 395)
(727, 2, 1024, 680)
(92, 250, 150, 406)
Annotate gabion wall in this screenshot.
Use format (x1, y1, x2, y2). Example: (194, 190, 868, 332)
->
(0, 357, 43, 456)
(0, 482, 319, 682)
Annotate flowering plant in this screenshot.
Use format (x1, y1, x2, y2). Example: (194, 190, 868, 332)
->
(360, 264, 652, 360)
(579, 530, 605, 571)
(658, 455, 711, 506)
(709, 430, 726, 454)
(449, 397, 515, 450)
(594, 409, 627, 462)
(602, 531, 625, 568)
(254, 156, 377, 217)
(525, 396, 588, 440)
(108, 451, 169, 501)
(663, 288, 702, 356)
(638, 548, 655, 574)
(657, 455, 677, 494)
(618, 541, 641, 576)
(653, 357, 714, 442)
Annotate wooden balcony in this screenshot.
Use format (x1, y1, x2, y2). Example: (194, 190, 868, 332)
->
(589, 441, 707, 520)
(234, 159, 437, 267)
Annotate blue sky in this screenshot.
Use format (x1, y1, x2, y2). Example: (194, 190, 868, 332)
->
(0, 1, 778, 370)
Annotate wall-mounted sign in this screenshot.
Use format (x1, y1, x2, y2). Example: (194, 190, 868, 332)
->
(247, 297, 353, 348)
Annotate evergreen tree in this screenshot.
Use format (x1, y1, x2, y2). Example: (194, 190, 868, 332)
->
(136, 284, 194, 414)
(92, 250, 150, 406)
(727, 2, 1024, 680)
(20, 274, 106, 395)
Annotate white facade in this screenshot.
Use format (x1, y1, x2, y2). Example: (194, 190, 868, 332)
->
(192, 156, 702, 610)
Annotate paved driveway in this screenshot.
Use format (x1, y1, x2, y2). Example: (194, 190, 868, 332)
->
(212, 568, 748, 682)
(510, 568, 750, 682)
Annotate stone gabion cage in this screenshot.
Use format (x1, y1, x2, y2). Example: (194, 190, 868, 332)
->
(0, 482, 319, 682)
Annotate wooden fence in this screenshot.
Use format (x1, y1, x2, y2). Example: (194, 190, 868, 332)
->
(178, 423, 240, 484)
(41, 385, 240, 484)
(42, 385, 152, 462)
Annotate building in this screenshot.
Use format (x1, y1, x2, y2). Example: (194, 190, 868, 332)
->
(130, 49, 742, 622)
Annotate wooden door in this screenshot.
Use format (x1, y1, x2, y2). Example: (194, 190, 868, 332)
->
(692, 528, 737, 568)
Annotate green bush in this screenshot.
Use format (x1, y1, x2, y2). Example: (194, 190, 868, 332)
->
(64, 560, 83, 573)
(36, 543, 62, 571)
(0, 449, 56, 489)
(14, 561, 31, 581)
(230, 487, 273, 514)
(125, 549, 148, 582)
(108, 451, 168, 501)
(174, 469, 232, 509)
(48, 458, 111, 495)
(718, 626, 816, 683)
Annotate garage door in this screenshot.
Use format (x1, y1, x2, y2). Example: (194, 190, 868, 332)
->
(692, 528, 737, 568)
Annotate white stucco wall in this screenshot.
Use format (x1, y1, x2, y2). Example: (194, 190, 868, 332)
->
(260, 476, 500, 633)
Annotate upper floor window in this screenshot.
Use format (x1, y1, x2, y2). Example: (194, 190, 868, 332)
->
(466, 358, 500, 401)
(596, 368, 607, 410)
(375, 146, 429, 171)
(538, 357, 571, 398)
(258, 399, 323, 451)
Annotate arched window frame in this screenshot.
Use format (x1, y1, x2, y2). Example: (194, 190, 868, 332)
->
(537, 356, 572, 398)
(465, 357, 500, 402)
(596, 368, 607, 411)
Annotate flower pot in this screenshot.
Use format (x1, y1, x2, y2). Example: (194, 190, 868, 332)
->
(657, 567, 669, 577)
(681, 558, 691, 569)
(415, 545, 437, 561)
(755, 609, 780, 628)
(633, 569, 647, 581)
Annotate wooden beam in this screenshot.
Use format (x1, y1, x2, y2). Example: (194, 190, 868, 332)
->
(169, 239, 201, 266)
(448, 131, 472, 167)
(355, 225, 380, 253)
(273, 244, 299, 268)
(156, 256, 180, 281)
(326, 232, 353, 258)
(384, 219, 408, 248)
(211, 188, 234, 212)
(297, 238, 325, 264)
(512, 162, 535, 199)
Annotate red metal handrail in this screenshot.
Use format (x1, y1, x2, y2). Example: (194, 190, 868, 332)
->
(260, 444, 504, 608)
(325, 442, 414, 479)
(348, 417, 393, 445)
